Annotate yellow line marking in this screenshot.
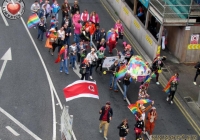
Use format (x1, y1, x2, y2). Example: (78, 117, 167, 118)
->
(99, 0, 200, 136)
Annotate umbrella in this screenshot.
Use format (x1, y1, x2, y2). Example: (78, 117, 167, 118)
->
(127, 55, 151, 81)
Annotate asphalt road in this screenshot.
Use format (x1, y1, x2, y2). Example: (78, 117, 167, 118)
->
(0, 0, 199, 140)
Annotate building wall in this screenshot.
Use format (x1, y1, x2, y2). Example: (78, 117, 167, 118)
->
(166, 26, 200, 63)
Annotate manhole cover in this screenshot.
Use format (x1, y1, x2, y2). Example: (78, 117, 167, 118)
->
(184, 97, 193, 102)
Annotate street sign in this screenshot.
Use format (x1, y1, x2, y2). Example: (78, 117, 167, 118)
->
(61, 106, 73, 140)
(190, 34, 199, 44)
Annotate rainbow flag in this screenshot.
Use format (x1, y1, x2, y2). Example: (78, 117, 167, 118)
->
(59, 46, 65, 55)
(128, 104, 139, 114)
(164, 84, 170, 94)
(27, 14, 40, 28)
(137, 99, 152, 104)
(115, 64, 127, 80)
(55, 55, 61, 63)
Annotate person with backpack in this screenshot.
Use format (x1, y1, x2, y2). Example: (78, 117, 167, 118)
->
(193, 62, 200, 85)
(117, 119, 129, 140)
(166, 78, 178, 104)
(99, 101, 113, 140)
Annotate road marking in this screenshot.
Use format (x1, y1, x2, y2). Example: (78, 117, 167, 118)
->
(0, 107, 41, 140)
(0, 7, 9, 26)
(6, 126, 20, 136)
(73, 62, 81, 78)
(100, 0, 200, 136)
(19, 17, 77, 140)
(0, 48, 12, 80)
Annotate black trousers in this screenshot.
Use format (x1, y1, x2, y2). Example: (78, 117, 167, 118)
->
(95, 59, 103, 71)
(81, 73, 89, 80)
(168, 91, 176, 101)
(194, 73, 199, 82)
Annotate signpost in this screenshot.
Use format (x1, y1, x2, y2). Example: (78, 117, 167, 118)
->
(61, 106, 73, 140)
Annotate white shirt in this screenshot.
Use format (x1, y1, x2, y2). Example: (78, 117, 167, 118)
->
(57, 30, 65, 39)
(31, 3, 40, 13)
(86, 52, 98, 64)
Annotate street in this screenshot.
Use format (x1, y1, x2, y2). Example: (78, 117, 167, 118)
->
(0, 0, 199, 140)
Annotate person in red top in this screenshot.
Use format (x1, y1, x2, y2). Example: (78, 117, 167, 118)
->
(107, 28, 118, 54)
(85, 21, 96, 46)
(99, 101, 113, 140)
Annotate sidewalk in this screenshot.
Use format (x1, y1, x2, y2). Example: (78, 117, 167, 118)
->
(101, 0, 200, 136)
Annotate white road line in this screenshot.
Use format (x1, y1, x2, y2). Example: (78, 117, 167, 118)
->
(20, 17, 58, 140)
(0, 107, 41, 140)
(0, 7, 9, 26)
(73, 62, 81, 78)
(6, 126, 20, 136)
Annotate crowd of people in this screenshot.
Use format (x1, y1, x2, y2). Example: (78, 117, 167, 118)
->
(30, 0, 179, 140)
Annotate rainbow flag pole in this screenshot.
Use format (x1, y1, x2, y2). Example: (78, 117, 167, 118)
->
(27, 13, 40, 29)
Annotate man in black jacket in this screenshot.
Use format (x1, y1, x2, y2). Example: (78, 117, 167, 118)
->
(109, 60, 120, 92)
(193, 62, 200, 85)
(99, 101, 113, 140)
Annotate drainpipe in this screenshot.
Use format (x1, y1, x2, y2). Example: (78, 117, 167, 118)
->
(134, 0, 138, 15)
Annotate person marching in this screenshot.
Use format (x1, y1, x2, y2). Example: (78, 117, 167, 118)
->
(61, 0, 70, 23)
(45, 28, 58, 55)
(107, 28, 118, 54)
(99, 101, 113, 140)
(80, 58, 90, 80)
(166, 78, 178, 104)
(109, 60, 120, 92)
(122, 72, 131, 101)
(114, 20, 124, 41)
(117, 119, 129, 140)
(145, 107, 157, 140)
(122, 44, 134, 63)
(151, 56, 166, 85)
(59, 44, 69, 74)
(163, 73, 179, 91)
(134, 114, 144, 140)
(193, 62, 200, 85)
(51, 0, 60, 20)
(95, 47, 106, 73)
(81, 9, 89, 25)
(86, 48, 98, 79)
(69, 42, 77, 70)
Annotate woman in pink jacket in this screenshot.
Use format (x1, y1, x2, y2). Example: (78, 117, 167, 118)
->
(72, 11, 81, 25)
(114, 20, 124, 41)
(89, 11, 100, 26)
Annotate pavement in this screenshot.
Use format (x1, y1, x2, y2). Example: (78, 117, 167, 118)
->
(0, 0, 199, 140)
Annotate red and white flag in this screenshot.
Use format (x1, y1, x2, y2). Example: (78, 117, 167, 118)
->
(63, 80, 99, 101)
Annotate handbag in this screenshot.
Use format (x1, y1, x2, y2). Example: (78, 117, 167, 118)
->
(50, 38, 55, 42)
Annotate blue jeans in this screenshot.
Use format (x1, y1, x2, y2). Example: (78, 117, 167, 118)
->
(89, 64, 94, 76)
(123, 84, 129, 98)
(37, 28, 44, 40)
(64, 37, 70, 46)
(74, 33, 80, 44)
(70, 55, 76, 68)
(60, 59, 69, 73)
(109, 74, 118, 90)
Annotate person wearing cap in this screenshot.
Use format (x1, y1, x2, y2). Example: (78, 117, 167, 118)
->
(59, 44, 69, 74)
(45, 28, 58, 55)
(99, 101, 113, 140)
(80, 58, 90, 80)
(122, 72, 131, 101)
(151, 56, 166, 85)
(122, 44, 133, 63)
(86, 48, 98, 79)
(95, 47, 106, 72)
(109, 60, 120, 92)
(145, 107, 157, 139)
